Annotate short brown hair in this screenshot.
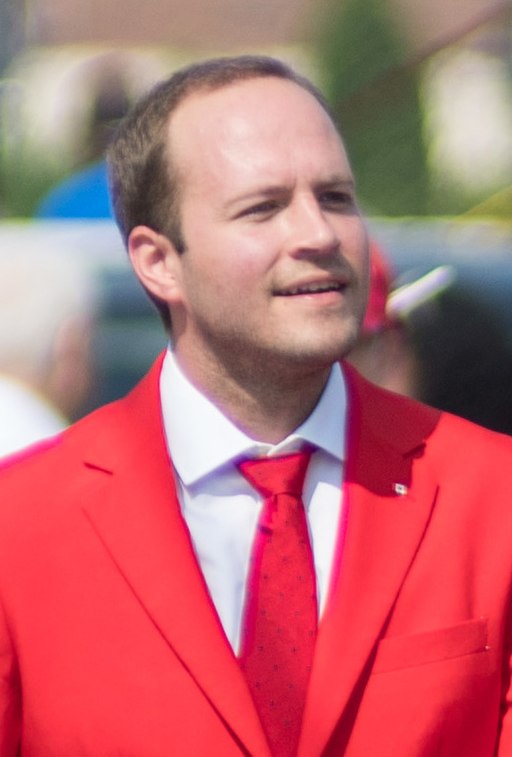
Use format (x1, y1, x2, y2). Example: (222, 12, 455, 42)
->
(107, 55, 334, 328)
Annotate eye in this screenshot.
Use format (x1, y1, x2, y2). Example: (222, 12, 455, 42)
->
(319, 190, 355, 211)
(237, 199, 281, 220)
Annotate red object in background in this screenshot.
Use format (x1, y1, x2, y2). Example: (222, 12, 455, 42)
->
(362, 240, 395, 334)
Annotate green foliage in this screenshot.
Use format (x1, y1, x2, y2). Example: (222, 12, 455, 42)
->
(313, 0, 430, 216)
(0, 94, 66, 217)
(318, 0, 404, 102)
(0, 155, 64, 218)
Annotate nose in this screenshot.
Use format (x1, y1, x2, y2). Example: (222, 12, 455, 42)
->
(285, 195, 339, 257)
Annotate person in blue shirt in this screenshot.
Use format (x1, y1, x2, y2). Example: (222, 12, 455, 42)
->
(35, 160, 113, 219)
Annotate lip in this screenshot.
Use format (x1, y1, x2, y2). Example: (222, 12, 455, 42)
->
(274, 275, 349, 297)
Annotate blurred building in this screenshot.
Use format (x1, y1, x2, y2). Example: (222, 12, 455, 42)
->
(21, 0, 511, 54)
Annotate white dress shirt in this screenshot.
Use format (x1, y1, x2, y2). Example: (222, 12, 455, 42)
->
(160, 348, 347, 653)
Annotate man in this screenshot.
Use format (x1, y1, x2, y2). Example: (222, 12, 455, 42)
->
(1, 55, 512, 756)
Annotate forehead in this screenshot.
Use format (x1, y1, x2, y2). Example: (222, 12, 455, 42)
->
(167, 77, 349, 186)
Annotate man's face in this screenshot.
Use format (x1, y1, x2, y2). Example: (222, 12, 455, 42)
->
(166, 76, 369, 379)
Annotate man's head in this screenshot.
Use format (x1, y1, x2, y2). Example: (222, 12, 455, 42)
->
(108, 55, 369, 383)
(107, 56, 335, 328)
(0, 249, 97, 421)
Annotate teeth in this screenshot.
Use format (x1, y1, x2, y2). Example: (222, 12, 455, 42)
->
(282, 282, 342, 296)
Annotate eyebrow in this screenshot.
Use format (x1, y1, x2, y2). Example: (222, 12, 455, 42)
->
(314, 177, 356, 192)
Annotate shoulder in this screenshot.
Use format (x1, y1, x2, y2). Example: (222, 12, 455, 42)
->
(0, 353, 166, 516)
(0, 353, 165, 487)
(0, 399, 138, 583)
(342, 360, 512, 465)
(0, 396, 124, 504)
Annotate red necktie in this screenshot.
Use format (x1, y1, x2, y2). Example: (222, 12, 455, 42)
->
(237, 449, 317, 756)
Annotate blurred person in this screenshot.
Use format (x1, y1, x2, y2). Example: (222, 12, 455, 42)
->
(35, 161, 113, 220)
(402, 282, 512, 434)
(34, 61, 131, 219)
(0, 250, 97, 456)
(346, 240, 418, 395)
(1, 55, 512, 756)
(350, 247, 512, 436)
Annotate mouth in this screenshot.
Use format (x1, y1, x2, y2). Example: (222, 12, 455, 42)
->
(275, 279, 347, 297)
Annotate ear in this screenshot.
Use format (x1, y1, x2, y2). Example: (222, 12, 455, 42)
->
(128, 226, 184, 305)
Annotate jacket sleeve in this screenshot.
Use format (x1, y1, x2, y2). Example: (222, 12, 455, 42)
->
(0, 597, 20, 757)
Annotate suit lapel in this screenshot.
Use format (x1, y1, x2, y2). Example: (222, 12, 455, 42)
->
(300, 364, 441, 756)
(80, 356, 270, 757)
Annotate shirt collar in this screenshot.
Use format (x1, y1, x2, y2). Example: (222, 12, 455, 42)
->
(160, 347, 347, 486)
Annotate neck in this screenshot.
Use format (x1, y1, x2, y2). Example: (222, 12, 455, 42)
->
(173, 347, 333, 445)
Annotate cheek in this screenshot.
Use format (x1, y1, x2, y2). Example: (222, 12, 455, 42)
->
(182, 249, 262, 309)
(344, 225, 370, 278)
(201, 232, 274, 288)
(179, 210, 281, 301)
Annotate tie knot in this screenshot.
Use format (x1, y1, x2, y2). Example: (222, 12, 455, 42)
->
(237, 449, 312, 500)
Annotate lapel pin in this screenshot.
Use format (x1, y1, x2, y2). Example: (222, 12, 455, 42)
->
(393, 483, 408, 496)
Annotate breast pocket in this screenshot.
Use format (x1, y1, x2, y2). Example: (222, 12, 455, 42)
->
(372, 617, 489, 674)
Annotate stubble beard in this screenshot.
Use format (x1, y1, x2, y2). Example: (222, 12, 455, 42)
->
(196, 310, 361, 396)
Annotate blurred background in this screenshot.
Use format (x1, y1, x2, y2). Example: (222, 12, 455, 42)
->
(0, 0, 511, 452)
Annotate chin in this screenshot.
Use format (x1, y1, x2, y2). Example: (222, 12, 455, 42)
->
(295, 324, 360, 363)
(279, 340, 357, 370)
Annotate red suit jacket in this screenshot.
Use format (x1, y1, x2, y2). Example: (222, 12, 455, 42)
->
(1, 355, 512, 756)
